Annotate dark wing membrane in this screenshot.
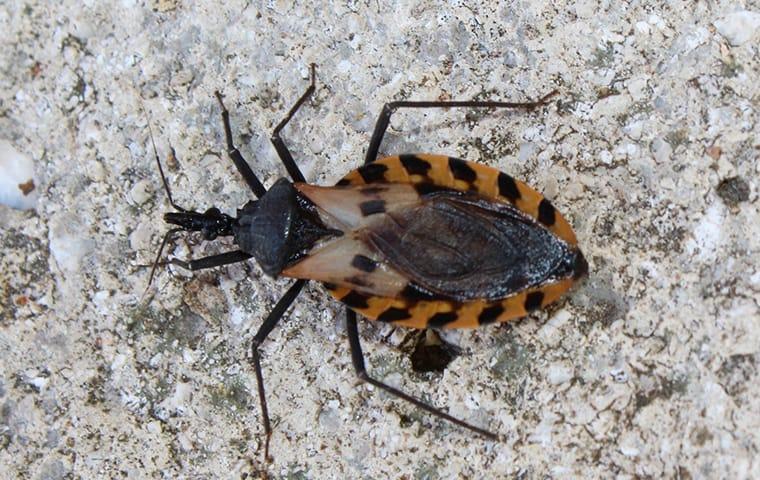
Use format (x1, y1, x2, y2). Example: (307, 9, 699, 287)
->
(362, 191, 577, 302)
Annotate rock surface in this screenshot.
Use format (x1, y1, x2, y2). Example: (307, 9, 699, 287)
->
(1, 1, 758, 478)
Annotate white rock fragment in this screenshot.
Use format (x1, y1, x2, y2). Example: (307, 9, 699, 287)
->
(156, 381, 193, 421)
(714, 11, 760, 46)
(621, 143, 639, 158)
(702, 381, 730, 423)
(88, 160, 106, 182)
(635, 21, 650, 35)
(111, 353, 127, 371)
(538, 309, 572, 347)
(618, 431, 641, 457)
(685, 203, 726, 261)
(464, 393, 481, 410)
(660, 176, 676, 190)
(0, 139, 37, 210)
(129, 179, 153, 205)
(49, 212, 96, 273)
(146, 421, 162, 434)
(177, 431, 194, 452)
(573, 0, 596, 19)
(623, 120, 643, 140)
(528, 411, 560, 446)
(546, 362, 574, 385)
(626, 76, 649, 101)
(92, 290, 112, 315)
(182, 349, 195, 364)
(650, 137, 672, 163)
(609, 368, 628, 383)
(518, 143, 536, 162)
(149, 353, 163, 368)
(29, 375, 49, 391)
(649, 14, 667, 30)
(128, 221, 153, 252)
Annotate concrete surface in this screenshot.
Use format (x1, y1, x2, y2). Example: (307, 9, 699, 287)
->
(1, 1, 759, 478)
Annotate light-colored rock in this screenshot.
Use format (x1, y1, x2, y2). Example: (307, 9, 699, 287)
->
(714, 11, 760, 46)
(2, 1, 759, 479)
(0, 140, 36, 210)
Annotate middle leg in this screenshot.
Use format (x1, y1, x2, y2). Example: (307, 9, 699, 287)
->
(270, 64, 317, 184)
(215, 92, 268, 198)
(249, 279, 308, 462)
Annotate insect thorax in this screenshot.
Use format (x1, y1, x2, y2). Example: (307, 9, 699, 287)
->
(233, 178, 338, 277)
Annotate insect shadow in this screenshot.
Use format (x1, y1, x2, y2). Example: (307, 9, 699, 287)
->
(146, 64, 586, 461)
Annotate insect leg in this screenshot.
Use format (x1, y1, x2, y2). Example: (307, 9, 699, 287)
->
(364, 90, 559, 164)
(249, 279, 307, 462)
(215, 92, 267, 198)
(345, 309, 500, 441)
(163, 250, 253, 271)
(270, 64, 317, 183)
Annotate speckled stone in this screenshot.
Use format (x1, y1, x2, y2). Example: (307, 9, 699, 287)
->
(1, 1, 759, 479)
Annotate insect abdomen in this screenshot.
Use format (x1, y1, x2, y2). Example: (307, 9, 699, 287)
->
(285, 155, 586, 329)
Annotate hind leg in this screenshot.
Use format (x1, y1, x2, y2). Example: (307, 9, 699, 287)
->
(364, 90, 558, 164)
(345, 309, 499, 440)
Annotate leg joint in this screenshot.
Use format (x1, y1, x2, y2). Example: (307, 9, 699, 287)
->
(383, 103, 400, 114)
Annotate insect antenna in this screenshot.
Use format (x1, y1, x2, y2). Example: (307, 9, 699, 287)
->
(147, 120, 186, 212)
(143, 115, 189, 292)
(145, 227, 182, 291)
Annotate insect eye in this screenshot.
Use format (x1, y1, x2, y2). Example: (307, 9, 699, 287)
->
(205, 207, 221, 217)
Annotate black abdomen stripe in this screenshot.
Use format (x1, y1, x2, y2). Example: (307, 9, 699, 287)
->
(524, 291, 545, 311)
(448, 157, 477, 183)
(377, 307, 412, 322)
(498, 172, 521, 202)
(342, 291, 370, 309)
(358, 163, 389, 183)
(537, 199, 556, 227)
(478, 304, 505, 325)
(428, 311, 458, 327)
(400, 154, 432, 176)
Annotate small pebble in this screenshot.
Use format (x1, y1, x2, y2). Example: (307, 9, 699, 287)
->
(716, 176, 750, 206)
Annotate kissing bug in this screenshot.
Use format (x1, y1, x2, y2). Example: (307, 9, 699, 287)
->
(147, 65, 587, 460)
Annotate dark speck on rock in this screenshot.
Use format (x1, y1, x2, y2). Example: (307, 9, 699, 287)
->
(717, 176, 750, 207)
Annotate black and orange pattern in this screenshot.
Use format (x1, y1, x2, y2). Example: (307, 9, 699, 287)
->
(321, 154, 583, 329)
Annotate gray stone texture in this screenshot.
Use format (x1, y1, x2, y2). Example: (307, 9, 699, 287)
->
(1, 1, 758, 478)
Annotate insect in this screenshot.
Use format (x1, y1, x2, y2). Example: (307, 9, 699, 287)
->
(147, 65, 587, 460)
